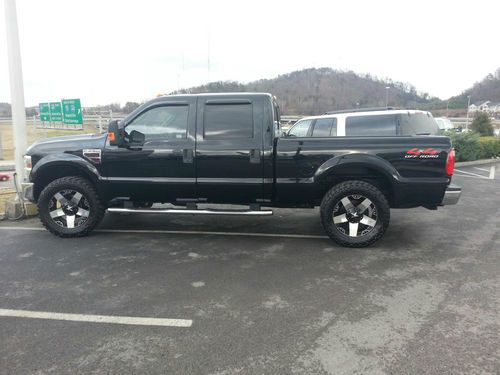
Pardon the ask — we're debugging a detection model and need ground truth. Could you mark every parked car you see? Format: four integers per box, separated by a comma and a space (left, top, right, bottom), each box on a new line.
22, 94, 460, 247
0, 173, 10, 182
434, 117, 455, 132
287, 108, 442, 138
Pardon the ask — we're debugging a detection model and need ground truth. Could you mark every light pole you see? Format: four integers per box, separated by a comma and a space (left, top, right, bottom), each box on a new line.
466, 95, 471, 132
385, 86, 390, 107
4, 0, 27, 183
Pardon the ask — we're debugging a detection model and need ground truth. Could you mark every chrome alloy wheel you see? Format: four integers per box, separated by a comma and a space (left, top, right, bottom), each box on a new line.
332, 194, 378, 237
48, 189, 90, 229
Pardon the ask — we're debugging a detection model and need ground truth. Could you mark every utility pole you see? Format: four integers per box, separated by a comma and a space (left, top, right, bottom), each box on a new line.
466, 95, 471, 132
4, 0, 27, 182
207, 26, 211, 83
385, 86, 390, 107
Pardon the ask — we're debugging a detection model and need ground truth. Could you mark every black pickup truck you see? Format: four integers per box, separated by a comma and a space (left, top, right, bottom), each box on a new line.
23, 93, 461, 247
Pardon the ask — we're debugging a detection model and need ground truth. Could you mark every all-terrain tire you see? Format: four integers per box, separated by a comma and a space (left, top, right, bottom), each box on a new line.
320, 180, 390, 248
38, 176, 105, 238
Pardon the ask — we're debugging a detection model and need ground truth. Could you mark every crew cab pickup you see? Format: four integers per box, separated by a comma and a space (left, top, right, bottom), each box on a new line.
23, 93, 461, 247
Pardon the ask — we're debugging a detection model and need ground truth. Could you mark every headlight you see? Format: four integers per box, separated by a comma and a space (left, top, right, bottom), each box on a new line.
23, 155, 32, 172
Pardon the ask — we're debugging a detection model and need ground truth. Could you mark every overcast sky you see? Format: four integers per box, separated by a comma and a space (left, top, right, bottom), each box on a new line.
1, 0, 499, 107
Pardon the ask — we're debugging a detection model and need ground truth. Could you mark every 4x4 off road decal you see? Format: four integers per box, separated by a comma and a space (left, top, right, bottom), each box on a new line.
405, 148, 440, 159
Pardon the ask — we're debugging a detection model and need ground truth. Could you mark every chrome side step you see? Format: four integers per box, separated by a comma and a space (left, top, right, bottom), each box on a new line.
107, 207, 273, 216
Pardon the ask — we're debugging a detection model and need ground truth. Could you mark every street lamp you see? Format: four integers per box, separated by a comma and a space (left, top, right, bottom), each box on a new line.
4, 0, 28, 183
385, 86, 390, 107
466, 95, 471, 132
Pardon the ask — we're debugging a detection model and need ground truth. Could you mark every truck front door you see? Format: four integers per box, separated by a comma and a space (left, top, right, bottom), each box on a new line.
102, 98, 196, 203
195, 96, 265, 204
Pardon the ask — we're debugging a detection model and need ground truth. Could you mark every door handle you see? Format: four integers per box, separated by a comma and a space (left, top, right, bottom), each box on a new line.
250, 149, 261, 164
183, 149, 194, 163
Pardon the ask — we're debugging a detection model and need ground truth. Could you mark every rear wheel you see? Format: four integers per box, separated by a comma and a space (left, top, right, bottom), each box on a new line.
320, 180, 390, 247
38, 176, 105, 237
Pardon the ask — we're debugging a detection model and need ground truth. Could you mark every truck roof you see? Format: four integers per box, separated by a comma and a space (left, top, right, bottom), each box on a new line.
152, 92, 273, 102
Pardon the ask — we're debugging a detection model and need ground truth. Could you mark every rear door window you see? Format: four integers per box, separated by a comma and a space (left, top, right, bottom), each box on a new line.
204, 103, 253, 139
311, 118, 337, 137
345, 114, 397, 136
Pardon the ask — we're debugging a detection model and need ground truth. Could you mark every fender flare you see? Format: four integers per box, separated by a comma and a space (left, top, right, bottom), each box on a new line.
31, 153, 102, 185
313, 153, 402, 185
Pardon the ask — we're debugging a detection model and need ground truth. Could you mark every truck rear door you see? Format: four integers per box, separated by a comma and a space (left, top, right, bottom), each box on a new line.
195, 95, 265, 203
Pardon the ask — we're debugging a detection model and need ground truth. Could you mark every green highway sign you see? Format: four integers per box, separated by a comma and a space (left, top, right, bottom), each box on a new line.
39, 103, 51, 122
62, 98, 83, 125
49, 102, 63, 122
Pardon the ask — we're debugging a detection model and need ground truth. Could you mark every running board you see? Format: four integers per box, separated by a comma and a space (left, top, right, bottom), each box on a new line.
107, 207, 273, 216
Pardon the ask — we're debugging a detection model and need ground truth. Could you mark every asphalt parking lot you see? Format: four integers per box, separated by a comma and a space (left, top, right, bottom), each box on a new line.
0, 164, 498, 374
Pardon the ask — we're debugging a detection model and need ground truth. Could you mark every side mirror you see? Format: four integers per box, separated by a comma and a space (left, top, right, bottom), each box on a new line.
128, 130, 145, 147
108, 120, 123, 146
282, 131, 288, 137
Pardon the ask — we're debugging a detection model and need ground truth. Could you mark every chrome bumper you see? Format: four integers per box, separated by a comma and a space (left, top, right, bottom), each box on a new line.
21, 182, 35, 203
440, 184, 461, 206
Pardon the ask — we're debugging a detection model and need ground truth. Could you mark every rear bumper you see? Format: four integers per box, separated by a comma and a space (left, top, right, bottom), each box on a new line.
440, 183, 461, 206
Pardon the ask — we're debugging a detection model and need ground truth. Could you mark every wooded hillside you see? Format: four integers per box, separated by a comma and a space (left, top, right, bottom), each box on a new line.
173, 68, 431, 115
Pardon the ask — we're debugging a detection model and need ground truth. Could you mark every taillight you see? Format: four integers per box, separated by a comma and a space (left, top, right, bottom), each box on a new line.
446, 148, 455, 176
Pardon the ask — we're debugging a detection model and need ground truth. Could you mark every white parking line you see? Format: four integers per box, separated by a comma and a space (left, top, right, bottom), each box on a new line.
489, 165, 495, 179
0, 226, 329, 239
455, 165, 496, 180
454, 169, 490, 179
0, 308, 192, 327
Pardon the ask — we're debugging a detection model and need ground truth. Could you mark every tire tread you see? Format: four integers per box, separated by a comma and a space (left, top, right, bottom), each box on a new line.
38, 176, 105, 238
320, 180, 390, 248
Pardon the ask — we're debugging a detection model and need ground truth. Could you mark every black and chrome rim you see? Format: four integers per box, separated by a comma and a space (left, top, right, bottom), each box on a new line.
48, 190, 90, 229
333, 194, 378, 237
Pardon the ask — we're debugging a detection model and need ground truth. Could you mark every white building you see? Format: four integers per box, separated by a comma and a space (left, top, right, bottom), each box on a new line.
469, 100, 500, 114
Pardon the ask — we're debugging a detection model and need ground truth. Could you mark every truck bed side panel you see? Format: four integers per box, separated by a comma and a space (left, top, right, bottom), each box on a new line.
275, 136, 452, 207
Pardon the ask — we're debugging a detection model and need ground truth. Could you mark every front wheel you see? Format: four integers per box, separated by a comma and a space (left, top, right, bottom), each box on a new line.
38, 176, 105, 237
320, 180, 390, 248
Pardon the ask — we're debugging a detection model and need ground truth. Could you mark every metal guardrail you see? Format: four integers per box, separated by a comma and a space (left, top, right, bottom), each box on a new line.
0, 115, 126, 132
449, 117, 500, 127
0, 115, 122, 160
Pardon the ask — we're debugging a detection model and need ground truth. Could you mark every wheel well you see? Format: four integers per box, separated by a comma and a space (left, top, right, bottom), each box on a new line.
319, 165, 394, 205
33, 164, 96, 201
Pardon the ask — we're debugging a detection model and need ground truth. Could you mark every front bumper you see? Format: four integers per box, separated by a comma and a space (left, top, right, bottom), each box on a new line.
21, 182, 35, 203
440, 183, 461, 206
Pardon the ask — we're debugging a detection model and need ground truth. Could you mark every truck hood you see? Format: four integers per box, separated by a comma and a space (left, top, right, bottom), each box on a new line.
26, 133, 107, 156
